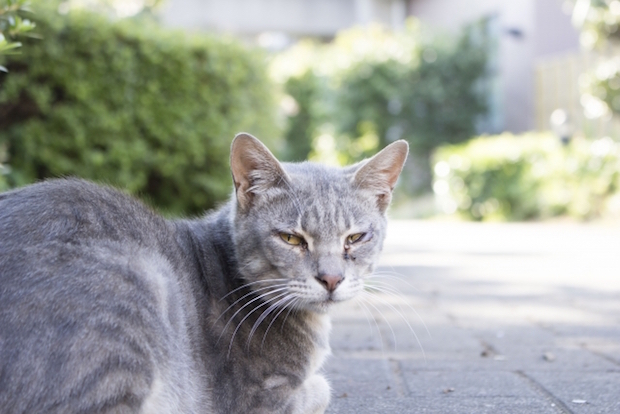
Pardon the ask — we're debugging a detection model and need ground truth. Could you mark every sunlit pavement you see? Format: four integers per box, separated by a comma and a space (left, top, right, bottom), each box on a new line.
326, 220, 620, 414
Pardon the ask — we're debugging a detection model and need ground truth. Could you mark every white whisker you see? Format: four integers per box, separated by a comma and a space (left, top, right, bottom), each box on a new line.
219, 278, 290, 301
216, 287, 290, 344
361, 290, 427, 360
214, 283, 290, 325
261, 296, 300, 349
359, 292, 398, 350
227, 291, 291, 358
280, 297, 301, 332
354, 297, 384, 348
363, 283, 431, 339
367, 272, 421, 293
246, 294, 296, 349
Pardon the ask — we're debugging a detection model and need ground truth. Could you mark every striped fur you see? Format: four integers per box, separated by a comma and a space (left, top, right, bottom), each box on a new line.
0, 134, 407, 413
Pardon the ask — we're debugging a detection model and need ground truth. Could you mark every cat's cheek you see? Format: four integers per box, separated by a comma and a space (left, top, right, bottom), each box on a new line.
345, 247, 379, 276
332, 278, 364, 302
264, 242, 307, 272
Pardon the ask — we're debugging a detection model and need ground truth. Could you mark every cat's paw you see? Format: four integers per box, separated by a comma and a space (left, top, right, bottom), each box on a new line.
290, 374, 330, 414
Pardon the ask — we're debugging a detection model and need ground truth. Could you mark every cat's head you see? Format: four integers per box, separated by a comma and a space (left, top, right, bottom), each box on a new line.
229, 133, 407, 313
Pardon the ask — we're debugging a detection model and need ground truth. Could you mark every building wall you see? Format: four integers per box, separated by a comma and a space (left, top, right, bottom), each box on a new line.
534, 0, 580, 58
408, 0, 580, 133
159, 0, 406, 37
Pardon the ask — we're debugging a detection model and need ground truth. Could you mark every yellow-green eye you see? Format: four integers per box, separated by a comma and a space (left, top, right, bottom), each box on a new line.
347, 233, 365, 244
280, 232, 304, 246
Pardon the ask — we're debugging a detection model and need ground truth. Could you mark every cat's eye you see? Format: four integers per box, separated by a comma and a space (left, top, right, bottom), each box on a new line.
280, 232, 305, 246
347, 233, 365, 244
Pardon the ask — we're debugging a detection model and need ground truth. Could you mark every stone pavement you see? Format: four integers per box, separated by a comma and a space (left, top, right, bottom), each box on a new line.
325, 220, 620, 413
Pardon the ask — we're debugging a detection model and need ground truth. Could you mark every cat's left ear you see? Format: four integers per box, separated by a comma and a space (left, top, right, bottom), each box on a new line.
230, 133, 289, 212
353, 140, 409, 212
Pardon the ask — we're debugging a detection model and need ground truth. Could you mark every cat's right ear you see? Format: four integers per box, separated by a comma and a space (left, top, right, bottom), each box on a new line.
230, 133, 289, 212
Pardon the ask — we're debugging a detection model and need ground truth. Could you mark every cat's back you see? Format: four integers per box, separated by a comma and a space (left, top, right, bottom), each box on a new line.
0, 179, 207, 413
0, 178, 168, 248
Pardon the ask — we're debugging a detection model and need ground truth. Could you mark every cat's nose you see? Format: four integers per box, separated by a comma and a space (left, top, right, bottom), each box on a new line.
315, 273, 343, 292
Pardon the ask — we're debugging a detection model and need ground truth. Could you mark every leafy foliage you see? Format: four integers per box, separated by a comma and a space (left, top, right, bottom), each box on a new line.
0, 0, 36, 72
0, 0, 36, 189
0, 142, 8, 191
337, 26, 487, 159
0, 2, 278, 215
271, 21, 488, 191
282, 70, 325, 161
434, 133, 620, 221
569, 0, 620, 118
571, 0, 620, 48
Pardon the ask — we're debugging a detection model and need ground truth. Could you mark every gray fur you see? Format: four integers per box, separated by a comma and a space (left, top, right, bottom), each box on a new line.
0, 133, 408, 414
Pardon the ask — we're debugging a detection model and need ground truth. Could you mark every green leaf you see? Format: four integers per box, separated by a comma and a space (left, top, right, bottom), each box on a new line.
0, 4, 278, 215
0, 41, 21, 53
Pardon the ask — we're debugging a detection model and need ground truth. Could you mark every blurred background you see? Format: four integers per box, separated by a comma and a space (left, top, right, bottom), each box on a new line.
1, 0, 619, 222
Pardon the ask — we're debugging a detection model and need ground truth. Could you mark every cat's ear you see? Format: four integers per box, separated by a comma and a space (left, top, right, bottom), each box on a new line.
230, 133, 289, 212
353, 140, 408, 212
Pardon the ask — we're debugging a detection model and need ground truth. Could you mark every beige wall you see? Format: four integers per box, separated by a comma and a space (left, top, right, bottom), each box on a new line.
159, 0, 407, 37
409, 0, 580, 133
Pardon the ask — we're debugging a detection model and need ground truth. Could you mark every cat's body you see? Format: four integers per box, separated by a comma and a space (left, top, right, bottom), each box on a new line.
0, 134, 407, 413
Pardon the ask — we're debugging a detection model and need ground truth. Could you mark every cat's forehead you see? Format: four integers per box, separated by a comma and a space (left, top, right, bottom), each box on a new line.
282, 162, 354, 194
277, 162, 376, 237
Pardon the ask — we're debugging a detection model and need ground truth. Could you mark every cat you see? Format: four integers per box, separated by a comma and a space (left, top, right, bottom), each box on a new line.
0, 133, 408, 414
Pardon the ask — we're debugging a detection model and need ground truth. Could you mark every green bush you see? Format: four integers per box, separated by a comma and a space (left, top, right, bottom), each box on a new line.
0, 0, 37, 72
336, 26, 487, 158
568, 1, 620, 120
271, 20, 488, 187
0, 142, 8, 191
433, 133, 620, 221
282, 70, 326, 161
0, 2, 278, 215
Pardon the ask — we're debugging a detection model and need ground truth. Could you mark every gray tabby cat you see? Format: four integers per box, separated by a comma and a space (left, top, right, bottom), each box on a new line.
0, 133, 408, 414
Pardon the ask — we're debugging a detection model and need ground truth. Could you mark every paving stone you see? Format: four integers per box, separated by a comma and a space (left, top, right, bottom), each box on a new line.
324, 358, 398, 398
475, 325, 558, 347
372, 320, 483, 354
327, 396, 559, 414
399, 368, 538, 398
323, 221, 620, 413
548, 324, 620, 342
585, 344, 620, 366
525, 371, 620, 414
488, 346, 619, 372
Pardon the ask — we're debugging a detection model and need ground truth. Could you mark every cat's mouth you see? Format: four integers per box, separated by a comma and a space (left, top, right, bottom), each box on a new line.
300, 295, 337, 313
310, 300, 333, 313
310, 292, 351, 312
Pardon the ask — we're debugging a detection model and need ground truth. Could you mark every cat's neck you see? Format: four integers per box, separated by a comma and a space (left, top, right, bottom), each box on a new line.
173, 203, 240, 300
173, 202, 330, 358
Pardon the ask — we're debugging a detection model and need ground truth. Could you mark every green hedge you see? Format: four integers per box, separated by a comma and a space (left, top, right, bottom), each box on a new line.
271, 21, 488, 186
0, 142, 8, 192
336, 27, 487, 159
433, 133, 620, 221
282, 70, 325, 161
0, 3, 278, 215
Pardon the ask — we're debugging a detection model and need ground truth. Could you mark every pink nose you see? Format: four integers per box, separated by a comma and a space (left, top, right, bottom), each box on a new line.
315, 274, 343, 292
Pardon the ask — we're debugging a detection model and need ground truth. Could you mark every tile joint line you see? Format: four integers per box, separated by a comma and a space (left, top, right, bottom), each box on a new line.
515, 370, 574, 414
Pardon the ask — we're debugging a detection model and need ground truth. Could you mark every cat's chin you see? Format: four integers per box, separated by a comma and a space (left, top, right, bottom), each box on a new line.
305, 303, 331, 314
304, 298, 346, 314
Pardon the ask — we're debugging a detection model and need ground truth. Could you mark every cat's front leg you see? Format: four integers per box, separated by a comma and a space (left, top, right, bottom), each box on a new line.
289, 374, 331, 414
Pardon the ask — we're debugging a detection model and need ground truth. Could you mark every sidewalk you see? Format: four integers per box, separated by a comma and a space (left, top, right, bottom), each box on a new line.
325, 220, 620, 414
